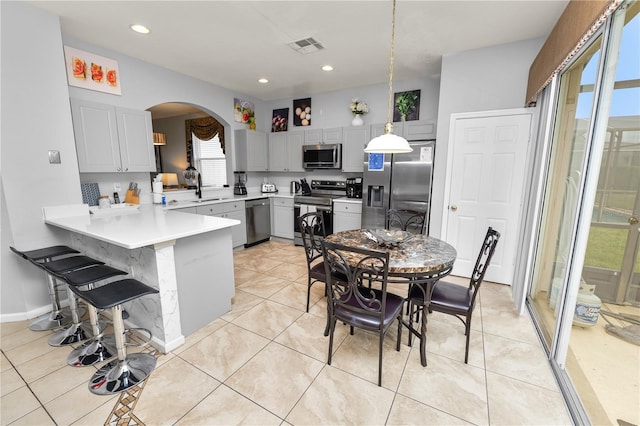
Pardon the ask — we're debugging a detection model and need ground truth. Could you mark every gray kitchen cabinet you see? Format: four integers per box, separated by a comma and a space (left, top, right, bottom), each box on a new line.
333, 199, 362, 233
196, 200, 247, 247
235, 129, 268, 172
173, 206, 197, 214
304, 128, 342, 144
341, 126, 369, 172
370, 119, 436, 141
71, 99, 155, 173
271, 196, 294, 239
268, 131, 304, 172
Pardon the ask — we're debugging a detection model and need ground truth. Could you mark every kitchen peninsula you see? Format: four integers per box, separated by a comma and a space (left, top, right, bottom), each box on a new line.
44, 204, 239, 353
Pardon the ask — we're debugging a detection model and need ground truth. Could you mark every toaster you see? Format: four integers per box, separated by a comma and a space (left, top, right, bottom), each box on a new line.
261, 183, 278, 193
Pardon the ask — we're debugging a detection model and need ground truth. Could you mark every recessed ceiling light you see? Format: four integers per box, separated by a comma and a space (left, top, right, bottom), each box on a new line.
322, 65, 334, 71
258, 78, 269, 84
131, 24, 150, 34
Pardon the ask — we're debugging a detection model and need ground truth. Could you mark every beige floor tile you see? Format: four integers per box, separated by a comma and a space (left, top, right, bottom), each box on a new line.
484, 333, 558, 391
233, 267, 263, 286
398, 351, 489, 425
0, 320, 31, 339
424, 317, 485, 368
10, 407, 56, 425
240, 257, 283, 273
265, 262, 308, 282
4, 334, 58, 366
0, 386, 41, 426
176, 384, 282, 425
275, 313, 349, 362
479, 281, 514, 309
486, 371, 571, 425
30, 362, 96, 404
268, 282, 323, 312
220, 290, 264, 322
287, 365, 395, 425
71, 396, 120, 425
134, 356, 220, 425
226, 342, 324, 418
330, 326, 410, 389
1, 368, 25, 397
1, 326, 50, 353
171, 317, 227, 355
179, 323, 269, 381
232, 300, 302, 339
481, 305, 540, 345
308, 293, 328, 319
43, 381, 117, 425
14, 345, 80, 383
387, 393, 474, 425
0, 353, 11, 373
237, 275, 291, 298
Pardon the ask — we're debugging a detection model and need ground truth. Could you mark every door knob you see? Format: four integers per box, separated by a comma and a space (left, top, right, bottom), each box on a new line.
630, 216, 639, 225
450, 205, 458, 212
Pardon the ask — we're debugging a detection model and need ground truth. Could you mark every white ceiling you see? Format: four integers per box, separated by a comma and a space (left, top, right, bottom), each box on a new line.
31, 0, 568, 102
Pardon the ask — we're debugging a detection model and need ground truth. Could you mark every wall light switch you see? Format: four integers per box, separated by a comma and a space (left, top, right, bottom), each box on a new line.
48, 150, 61, 164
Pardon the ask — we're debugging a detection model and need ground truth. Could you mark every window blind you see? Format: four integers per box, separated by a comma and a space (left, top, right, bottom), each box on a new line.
193, 133, 227, 187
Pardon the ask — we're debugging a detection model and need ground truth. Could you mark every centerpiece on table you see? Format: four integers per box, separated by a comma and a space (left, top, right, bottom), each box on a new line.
349, 98, 368, 126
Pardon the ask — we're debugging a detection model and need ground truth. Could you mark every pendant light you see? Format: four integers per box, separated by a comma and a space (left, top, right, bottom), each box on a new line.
364, 0, 412, 154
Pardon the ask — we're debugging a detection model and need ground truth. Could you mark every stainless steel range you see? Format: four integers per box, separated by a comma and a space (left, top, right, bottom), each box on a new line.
293, 179, 347, 245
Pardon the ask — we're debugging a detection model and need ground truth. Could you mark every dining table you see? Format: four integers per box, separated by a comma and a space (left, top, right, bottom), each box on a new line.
324, 229, 457, 366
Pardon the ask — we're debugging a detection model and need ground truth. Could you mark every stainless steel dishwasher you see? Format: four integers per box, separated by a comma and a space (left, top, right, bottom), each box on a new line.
245, 198, 271, 247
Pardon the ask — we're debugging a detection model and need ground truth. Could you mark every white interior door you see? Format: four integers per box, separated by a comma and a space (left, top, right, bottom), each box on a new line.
444, 110, 532, 284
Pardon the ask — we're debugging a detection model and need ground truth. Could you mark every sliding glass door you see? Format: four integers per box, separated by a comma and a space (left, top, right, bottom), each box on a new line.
528, 1, 639, 424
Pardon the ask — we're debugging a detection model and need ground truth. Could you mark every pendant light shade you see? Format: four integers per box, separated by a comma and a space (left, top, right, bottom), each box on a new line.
364, 0, 412, 154
153, 132, 167, 146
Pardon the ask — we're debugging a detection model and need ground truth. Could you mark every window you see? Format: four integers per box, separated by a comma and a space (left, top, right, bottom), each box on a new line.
192, 133, 227, 187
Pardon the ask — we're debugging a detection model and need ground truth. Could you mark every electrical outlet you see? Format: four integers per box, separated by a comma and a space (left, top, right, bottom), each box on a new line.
114, 183, 121, 191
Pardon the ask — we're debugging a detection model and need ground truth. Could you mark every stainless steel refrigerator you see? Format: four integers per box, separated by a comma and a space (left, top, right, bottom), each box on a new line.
361, 140, 435, 233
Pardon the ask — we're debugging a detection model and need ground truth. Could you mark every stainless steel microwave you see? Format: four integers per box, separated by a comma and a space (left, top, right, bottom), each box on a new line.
302, 143, 342, 169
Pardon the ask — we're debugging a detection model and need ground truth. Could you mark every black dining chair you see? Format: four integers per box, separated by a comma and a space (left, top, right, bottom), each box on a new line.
408, 227, 500, 363
298, 211, 328, 313
385, 209, 427, 235
322, 240, 404, 387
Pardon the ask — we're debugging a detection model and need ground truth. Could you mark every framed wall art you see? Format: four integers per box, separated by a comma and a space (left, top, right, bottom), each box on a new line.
271, 108, 289, 132
393, 89, 421, 122
293, 98, 311, 126
234, 98, 254, 123
64, 46, 121, 95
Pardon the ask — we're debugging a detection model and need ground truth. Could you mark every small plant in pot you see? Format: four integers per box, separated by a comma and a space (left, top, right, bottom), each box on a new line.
395, 91, 418, 121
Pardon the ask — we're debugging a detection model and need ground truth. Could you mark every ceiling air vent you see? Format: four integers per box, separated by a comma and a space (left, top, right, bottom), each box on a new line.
288, 37, 324, 54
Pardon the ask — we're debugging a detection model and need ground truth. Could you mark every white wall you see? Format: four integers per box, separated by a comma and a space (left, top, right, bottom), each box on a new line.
1, 2, 82, 318
430, 37, 545, 238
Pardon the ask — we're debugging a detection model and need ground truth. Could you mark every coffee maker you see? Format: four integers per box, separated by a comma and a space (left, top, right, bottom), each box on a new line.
346, 178, 363, 198
234, 171, 247, 195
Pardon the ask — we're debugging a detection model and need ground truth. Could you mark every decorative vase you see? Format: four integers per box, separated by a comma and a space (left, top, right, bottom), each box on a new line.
352, 114, 364, 126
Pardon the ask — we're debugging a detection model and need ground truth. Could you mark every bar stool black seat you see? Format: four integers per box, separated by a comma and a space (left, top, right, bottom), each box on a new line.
10, 245, 80, 331
60, 264, 128, 366
69, 279, 158, 395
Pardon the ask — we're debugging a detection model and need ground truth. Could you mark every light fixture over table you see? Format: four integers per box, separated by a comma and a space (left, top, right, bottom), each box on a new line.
153, 132, 166, 146
364, 0, 412, 154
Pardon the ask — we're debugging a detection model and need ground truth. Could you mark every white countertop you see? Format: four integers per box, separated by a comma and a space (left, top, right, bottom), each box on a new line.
334, 197, 363, 204
45, 204, 240, 249
165, 192, 294, 210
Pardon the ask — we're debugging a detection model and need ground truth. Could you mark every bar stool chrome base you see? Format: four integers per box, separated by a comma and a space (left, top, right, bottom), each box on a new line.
48, 322, 90, 346
67, 334, 117, 367
29, 309, 72, 331
89, 353, 156, 395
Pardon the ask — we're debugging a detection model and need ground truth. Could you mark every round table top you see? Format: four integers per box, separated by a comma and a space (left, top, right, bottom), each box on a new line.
324, 229, 457, 276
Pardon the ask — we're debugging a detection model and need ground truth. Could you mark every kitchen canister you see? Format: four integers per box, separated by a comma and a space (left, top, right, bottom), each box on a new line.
98, 195, 111, 209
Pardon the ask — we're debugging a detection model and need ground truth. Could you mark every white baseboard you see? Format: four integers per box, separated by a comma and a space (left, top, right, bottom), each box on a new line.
0, 298, 70, 324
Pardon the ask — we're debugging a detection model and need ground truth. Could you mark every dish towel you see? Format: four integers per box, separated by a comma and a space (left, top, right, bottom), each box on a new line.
81, 183, 100, 206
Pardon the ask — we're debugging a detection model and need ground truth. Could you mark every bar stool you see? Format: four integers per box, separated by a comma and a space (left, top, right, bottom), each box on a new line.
10, 245, 79, 331
68, 278, 158, 395
59, 264, 128, 366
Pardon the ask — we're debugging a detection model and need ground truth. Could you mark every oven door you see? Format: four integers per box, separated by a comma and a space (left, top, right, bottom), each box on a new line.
294, 204, 333, 246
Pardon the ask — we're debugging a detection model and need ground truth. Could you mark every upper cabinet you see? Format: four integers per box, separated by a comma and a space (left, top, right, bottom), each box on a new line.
71, 99, 155, 173
304, 127, 342, 144
268, 131, 304, 172
235, 129, 268, 172
342, 126, 369, 172
371, 119, 437, 141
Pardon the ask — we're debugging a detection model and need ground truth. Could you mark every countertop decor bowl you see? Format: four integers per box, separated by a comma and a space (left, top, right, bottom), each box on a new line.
370, 229, 413, 247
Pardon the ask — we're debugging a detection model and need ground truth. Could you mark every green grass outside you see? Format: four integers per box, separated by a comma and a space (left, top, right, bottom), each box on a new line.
584, 226, 640, 273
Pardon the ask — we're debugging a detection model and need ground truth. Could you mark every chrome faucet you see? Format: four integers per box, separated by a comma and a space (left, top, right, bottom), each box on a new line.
196, 172, 202, 199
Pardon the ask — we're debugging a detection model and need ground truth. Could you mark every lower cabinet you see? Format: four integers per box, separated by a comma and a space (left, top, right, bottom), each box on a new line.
196, 201, 247, 247
271, 197, 294, 239
333, 200, 362, 233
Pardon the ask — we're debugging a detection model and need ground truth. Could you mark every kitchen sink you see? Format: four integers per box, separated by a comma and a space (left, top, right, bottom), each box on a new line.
191, 198, 228, 203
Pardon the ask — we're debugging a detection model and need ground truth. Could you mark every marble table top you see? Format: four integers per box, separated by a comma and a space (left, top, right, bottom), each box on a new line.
324, 229, 457, 276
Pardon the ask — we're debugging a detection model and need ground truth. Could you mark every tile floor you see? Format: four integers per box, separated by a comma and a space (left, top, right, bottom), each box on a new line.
1, 239, 572, 425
